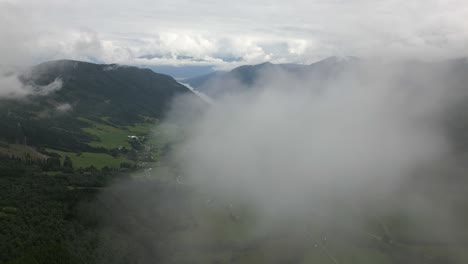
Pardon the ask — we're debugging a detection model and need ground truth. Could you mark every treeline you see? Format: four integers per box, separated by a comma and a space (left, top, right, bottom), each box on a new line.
0, 153, 137, 178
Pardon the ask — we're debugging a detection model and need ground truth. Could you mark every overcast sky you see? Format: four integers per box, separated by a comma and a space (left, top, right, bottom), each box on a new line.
1, 0, 468, 69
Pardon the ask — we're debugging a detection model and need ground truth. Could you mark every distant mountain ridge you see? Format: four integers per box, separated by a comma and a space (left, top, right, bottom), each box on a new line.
183, 56, 359, 98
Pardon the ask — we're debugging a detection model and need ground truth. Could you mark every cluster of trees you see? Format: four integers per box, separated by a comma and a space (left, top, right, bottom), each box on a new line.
0, 156, 113, 263
0, 154, 73, 175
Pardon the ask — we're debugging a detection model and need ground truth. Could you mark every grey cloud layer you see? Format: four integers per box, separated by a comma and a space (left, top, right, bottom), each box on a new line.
1, 0, 468, 68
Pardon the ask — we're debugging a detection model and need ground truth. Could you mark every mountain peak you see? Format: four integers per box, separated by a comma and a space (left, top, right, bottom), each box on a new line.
312, 56, 359, 66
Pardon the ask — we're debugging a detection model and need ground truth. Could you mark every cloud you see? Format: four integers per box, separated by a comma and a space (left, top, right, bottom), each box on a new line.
1, 0, 468, 69
0, 1, 38, 66
0, 71, 63, 99
171, 62, 455, 215
55, 103, 72, 112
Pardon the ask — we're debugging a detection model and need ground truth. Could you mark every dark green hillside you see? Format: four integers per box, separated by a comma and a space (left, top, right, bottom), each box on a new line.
0, 60, 197, 153
26, 60, 189, 124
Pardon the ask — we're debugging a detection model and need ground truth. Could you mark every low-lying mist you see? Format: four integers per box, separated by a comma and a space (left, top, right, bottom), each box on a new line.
0, 67, 63, 99
92, 59, 468, 263
173, 60, 461, 212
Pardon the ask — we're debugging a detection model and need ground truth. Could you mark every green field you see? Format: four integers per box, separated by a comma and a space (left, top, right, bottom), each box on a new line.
78, 117, 154, 149
165, 203, 468, 264
41, 117, 165, 170
46, 148, 133, 169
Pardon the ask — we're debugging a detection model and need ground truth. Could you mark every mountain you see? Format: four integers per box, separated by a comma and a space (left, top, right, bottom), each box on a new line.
181, 70, 227, 88
183, 56, 359, 98
145, 65, 216, 79
0, 60, 200, 154
24, 60, 191, 123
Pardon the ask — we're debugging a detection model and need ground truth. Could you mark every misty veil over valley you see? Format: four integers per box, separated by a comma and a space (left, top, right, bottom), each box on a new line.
2, 1, 468, 264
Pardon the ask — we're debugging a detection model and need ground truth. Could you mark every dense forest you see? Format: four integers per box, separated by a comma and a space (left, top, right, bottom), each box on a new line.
0, 155, 112, 263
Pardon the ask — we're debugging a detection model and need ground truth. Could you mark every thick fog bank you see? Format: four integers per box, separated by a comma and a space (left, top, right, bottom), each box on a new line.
171, 60, 468, 216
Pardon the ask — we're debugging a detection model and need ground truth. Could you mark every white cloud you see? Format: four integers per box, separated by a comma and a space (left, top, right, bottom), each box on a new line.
170, 61, 455, 214
55, 103, 72, 112
1, 0, 468, 69
0, 71, 63, 99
